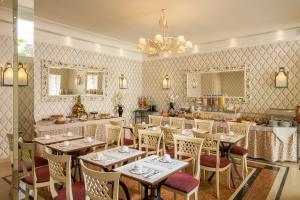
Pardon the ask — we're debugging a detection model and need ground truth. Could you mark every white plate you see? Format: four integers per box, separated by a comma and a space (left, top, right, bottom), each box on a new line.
118, 149, 130, 153
159, 158, 172, 163
129, 168, 148, 175
92, 157, 106, 161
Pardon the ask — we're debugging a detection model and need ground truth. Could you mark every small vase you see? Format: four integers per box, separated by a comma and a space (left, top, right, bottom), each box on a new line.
118, 105, 123, 117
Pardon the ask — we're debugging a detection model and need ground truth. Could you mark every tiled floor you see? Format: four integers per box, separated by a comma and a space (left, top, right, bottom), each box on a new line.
0, 159, 299, 199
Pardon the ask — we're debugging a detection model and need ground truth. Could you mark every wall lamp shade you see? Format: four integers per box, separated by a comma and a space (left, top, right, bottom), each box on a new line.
2, 63, 13, 86
119, 74, 128, 89
192, 79, 198, 88
2, 62, 28, 86
18, 63, 28, 86
162, 74, 171, 89
275, 67, 288, 88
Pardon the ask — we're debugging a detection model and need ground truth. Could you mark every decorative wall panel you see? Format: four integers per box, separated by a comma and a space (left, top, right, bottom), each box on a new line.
34, 42, 143, 123
143, 40, 300, 117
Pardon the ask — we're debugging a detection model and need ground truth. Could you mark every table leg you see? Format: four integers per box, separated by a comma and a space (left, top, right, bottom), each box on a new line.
141, 183, 163, 200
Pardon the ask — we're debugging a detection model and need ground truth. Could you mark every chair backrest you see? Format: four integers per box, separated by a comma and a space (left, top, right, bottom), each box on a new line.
194, 119, 214, 134
19, 142, 36, 177
161, 126, 182, 147
105, 124, 122, 149
133, 123, 148, 140
227, 122, 251, 148
84, 124, 98, 139
80, 160, 120, 200
138, 129, 162, 156
169, 117, 185, 129
196, 134, 221, 169
110, 120, 124, 128
173, 135, 204, 179
45, 152, 73, 200
148, 115, 163, 126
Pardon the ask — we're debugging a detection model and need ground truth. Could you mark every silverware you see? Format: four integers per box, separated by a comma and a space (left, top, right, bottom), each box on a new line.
144, 170, 159, 178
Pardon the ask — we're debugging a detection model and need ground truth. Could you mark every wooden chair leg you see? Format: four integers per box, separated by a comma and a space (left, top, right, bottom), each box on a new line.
227, 167, 231, 189
245, 156, 248, 175
194, 191, 198, 200
33, 188, 38, 200
216, 171, 220, 199
241, 157, 245, 179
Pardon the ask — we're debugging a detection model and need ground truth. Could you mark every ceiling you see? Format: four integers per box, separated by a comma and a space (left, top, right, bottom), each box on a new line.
2, 0, 300, 45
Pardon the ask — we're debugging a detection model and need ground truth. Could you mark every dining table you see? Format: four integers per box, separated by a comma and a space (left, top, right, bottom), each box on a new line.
33, 133, 83, 145
114, 155, 189, 200
79, 146, 146, 200
47, 138, 106, 181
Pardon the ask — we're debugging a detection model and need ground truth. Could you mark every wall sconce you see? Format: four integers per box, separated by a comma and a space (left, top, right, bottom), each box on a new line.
275, 67, 288, 88
119, 74, 128, 89
18, 63, 28, 86
162, 74, 171, 89
2, 63, 13, 86
192, 79, 198, 88
2, 62, 28, 86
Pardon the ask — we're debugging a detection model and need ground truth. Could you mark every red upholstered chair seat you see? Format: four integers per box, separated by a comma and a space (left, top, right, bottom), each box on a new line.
123, 138, 134, 146
54, 182, 85, 200
164, 172, 199, 193
21, 165, 50, 185
18, 156, 48, 172
200, 155, 231, 168
230, 146, 248, 155
79, 148, 94, 156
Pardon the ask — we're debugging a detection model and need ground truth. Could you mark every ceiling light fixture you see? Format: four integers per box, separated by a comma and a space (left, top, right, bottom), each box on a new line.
137, 9, 192, 56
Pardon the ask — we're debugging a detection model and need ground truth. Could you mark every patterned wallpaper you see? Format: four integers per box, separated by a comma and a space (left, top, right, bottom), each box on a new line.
0, 35, 13, 159
143, 40, 300, 116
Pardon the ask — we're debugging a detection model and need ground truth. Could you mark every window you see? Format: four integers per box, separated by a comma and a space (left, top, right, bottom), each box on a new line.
48, 74, 61, 95
18, 19, 34, 57
86, 75, 98, 90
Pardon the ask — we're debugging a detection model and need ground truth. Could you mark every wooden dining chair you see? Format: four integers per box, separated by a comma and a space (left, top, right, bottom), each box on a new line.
80, 160, 121, 200
197, 134, 231, 199
130, 123, 149, 148
169, 117, 185, 129
227, 121, 251, 179
84, 124, 98, 139
160, 126, 182, 158
148, 115, 163, 126
194, 119, 214, 134
45, 152, 85, 200
138, 129, 163, 156
19, 142, 50, 200
105, 124, 122, 150
110, 120, 129, 146
162, 135, 204, 200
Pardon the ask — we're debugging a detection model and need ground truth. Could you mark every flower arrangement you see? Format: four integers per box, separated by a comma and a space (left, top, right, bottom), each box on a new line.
113, 91, 126, 106
167, 94, 179, 104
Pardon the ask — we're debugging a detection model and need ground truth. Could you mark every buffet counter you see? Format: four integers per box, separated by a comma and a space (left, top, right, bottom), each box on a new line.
185, 119, 298, 162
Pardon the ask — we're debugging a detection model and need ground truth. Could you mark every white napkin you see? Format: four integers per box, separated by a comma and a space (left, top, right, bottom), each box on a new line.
273, 127, 296, 144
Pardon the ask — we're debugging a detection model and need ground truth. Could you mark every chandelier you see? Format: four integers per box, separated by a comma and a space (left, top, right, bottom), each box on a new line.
137, 9, 192, 56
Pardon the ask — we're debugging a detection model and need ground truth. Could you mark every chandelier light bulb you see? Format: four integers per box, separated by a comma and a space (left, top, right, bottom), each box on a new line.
139, 38, 146, 45
155, 34, 163, 43
177, 35, 185, 44
185, 41, 192, 48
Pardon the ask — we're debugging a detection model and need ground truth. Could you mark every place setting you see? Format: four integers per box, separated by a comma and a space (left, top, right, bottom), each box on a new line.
129, 163, 161, 179
145, 154, 182, 169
